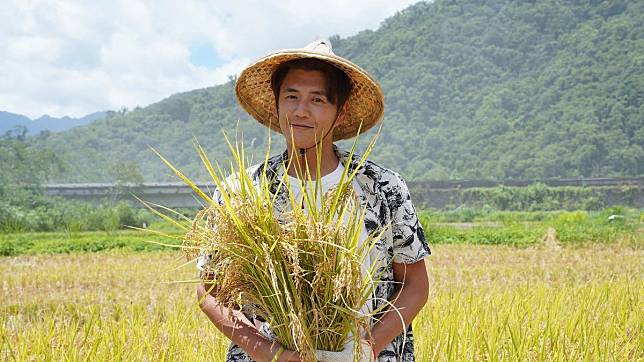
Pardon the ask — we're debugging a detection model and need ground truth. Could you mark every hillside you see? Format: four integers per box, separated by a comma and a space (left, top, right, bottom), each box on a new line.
31, 0, 643, 183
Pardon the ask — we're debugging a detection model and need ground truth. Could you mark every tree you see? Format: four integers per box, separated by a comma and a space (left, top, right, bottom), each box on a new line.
0, 129, 63, 189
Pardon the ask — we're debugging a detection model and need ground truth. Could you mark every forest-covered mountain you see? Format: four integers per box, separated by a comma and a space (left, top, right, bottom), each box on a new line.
29, 0, 643, 183
0, 111, 106, 134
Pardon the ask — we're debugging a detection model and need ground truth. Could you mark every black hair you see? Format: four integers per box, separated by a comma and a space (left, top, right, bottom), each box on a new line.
270, 58, 352, 111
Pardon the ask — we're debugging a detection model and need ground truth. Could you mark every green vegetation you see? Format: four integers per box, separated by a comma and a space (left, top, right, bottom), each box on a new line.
336, 0, 644, 180
20, 0, 642, 183
424, 224, 544, 247
0, 127, 63, 187
0, 229, 180, 256
1, 207, 639, 256
420, 207, 642, 247
450, 183, 610, 211
408, 181, 642, 210
0, 194, 154, 234
424, 219, 639, 248
0, 130, 157, 235
418, 205, 641, 223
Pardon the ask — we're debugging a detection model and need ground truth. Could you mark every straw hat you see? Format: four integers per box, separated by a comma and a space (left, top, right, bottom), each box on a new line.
235, 40, 384, 141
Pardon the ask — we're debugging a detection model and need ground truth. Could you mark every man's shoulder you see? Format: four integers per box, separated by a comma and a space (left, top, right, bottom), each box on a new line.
336, 147, 406, 186
363, 159, 405, 184
247, 152, 285, 178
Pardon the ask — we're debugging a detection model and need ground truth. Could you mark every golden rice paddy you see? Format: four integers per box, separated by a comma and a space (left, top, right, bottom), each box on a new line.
1, 243, 641, 361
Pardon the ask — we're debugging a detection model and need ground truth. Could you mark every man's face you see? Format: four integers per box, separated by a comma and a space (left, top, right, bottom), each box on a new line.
277, 69, 344, 150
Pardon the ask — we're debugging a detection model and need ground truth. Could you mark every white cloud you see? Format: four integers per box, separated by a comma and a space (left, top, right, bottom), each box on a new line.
0, 0, 418, 119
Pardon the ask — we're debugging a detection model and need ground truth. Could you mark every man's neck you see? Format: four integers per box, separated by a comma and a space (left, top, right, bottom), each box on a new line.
285, 142, 339, 180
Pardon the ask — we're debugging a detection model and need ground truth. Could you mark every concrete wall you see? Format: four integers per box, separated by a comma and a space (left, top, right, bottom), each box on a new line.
43, 182, 216, 208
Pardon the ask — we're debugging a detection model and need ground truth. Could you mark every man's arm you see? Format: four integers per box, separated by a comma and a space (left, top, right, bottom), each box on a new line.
368, 259, 429, 356
197, 284, 301, 362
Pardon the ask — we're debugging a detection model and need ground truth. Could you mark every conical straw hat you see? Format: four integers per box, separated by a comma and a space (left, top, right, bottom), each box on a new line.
235, 40, 384, 141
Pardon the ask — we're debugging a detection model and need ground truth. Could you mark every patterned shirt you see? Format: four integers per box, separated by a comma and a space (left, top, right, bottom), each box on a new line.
208, 145, 431, 361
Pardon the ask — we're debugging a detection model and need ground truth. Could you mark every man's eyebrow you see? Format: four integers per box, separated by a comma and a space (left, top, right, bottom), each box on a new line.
283, 87, 327, 97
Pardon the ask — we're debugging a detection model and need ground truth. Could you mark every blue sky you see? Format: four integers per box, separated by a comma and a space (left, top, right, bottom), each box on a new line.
1, 0, 418, 119
189, 43, 227, 70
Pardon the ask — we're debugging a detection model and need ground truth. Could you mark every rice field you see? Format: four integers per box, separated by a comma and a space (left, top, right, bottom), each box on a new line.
1, 243, 641, 361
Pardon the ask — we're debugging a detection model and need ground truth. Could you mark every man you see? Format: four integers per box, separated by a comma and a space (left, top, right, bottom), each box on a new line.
197, 40, 430, 362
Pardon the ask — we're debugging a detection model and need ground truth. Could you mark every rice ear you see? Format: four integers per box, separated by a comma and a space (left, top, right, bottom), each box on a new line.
132, 195, 190, 232
149, 127, 384, 356
150, 146, 214, 205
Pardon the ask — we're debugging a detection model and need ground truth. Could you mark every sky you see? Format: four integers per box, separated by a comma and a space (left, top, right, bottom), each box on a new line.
1, 0, 418, 119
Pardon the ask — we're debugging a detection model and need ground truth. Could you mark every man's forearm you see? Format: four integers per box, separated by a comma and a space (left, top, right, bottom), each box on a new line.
369, 260, 429, 356
197, 284, 283, 362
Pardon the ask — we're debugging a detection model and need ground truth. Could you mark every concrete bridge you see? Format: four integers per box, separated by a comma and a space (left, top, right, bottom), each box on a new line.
43, 177, 643, 209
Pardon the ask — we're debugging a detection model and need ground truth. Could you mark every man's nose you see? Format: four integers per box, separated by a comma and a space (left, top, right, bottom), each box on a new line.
294, 100, 309, 118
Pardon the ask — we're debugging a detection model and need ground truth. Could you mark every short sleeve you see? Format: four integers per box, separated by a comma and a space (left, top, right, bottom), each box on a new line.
388, 173, 431, 264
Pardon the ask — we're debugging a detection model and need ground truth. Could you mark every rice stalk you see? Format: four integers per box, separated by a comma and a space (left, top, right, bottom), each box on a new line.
153, 129, 383, 361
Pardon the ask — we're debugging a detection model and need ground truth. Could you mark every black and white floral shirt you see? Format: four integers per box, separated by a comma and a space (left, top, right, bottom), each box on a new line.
206, 145, 430, 362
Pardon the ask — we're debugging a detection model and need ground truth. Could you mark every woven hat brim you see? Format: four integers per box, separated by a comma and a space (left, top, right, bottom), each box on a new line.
235, 49, 384, 141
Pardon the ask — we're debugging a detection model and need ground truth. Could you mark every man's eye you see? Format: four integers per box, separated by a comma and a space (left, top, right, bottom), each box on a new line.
313, 97, 326, 103
285, 95, 297, 100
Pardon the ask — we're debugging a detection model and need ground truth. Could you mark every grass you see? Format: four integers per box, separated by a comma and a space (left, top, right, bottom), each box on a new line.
421, 207, 642, 247
0, 228, 182, 256
418, 206, 642, 223
1, 244, 641, 360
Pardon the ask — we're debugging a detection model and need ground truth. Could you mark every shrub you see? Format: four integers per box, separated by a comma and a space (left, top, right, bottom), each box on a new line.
0, 191, 156, 233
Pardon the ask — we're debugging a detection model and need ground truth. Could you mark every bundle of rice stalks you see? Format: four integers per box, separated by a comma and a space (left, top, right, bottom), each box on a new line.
150, 133, 383, 361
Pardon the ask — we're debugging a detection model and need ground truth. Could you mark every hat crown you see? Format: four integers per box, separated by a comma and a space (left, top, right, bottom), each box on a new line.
303, 40, 333, 55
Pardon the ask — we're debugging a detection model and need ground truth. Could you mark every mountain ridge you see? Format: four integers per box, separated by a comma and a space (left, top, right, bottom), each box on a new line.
27, 0, 644, 183
0, 111, 107, 134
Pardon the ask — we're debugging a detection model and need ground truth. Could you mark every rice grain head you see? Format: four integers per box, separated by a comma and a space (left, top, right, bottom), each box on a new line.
153, 129, 384, 360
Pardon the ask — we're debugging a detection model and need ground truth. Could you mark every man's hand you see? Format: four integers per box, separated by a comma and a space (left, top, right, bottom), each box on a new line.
199, 271, 219, 298
315, 337, 373, 362
197, 284, 301, 362
274, 349, 301, 362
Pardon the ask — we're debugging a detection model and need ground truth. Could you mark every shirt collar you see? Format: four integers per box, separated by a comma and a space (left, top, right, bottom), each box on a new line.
260, 144, 377, 208
270, 144, 366, 178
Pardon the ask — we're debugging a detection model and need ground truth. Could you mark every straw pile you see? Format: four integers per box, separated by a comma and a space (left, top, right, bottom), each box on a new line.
154, 135, 381, 361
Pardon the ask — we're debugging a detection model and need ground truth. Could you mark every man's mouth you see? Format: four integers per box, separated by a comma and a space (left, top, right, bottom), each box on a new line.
290, 124, 314, 129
